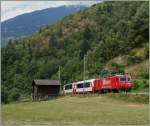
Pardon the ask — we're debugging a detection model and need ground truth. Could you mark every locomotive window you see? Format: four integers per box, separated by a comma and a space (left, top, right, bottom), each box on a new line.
120, 77, 130, 81
127, 78, 130, 81
84, 82, 91, 87
77, 83, 83, 88
120, 77, 126, 81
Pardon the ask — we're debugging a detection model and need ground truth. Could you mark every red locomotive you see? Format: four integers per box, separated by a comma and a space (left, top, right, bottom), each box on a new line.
63, 75, 133, 94
93, 75, 133, 93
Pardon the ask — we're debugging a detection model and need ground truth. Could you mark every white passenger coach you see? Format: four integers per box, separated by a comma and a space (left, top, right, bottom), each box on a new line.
63, 79, 95, 93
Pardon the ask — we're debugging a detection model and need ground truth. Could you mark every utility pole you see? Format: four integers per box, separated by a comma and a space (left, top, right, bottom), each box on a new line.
83, 55, 86, 94
58, 66, 61, 84
83, 53, 88, 94
84, 55, 86, 80
58, 66, 61, 95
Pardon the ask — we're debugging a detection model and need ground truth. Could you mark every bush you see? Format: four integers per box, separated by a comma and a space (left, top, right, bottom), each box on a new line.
138, 68, 149, 79
144, 44, 149, 58
133, 79, 148, 90
1, 87, 9, 104
143, 80, 149, 88
8, 88, 20, 102
108, 61, 125, 73
125, 55, 141, 65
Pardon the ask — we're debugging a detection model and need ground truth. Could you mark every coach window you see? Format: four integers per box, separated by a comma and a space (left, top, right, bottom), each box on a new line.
77, 83, 83, 88
65, 84, 72, 90
65, 85, 68, 90
69, 84, 72, 89
66, 85, 69, 90
85, 82, 91, 87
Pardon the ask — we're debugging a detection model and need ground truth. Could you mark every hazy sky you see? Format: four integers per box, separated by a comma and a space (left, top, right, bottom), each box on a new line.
1, 1, 102, 22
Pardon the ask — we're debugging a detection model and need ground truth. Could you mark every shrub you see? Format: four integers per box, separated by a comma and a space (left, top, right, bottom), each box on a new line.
1, 87, 9, 104
133, 79, 148, 90
108, 61, 125, 73
144, 80, 149, 88
8, 88, 20, 102
144, 43, 149, 58
138, 68, 149, 79
125, 55, 141, 65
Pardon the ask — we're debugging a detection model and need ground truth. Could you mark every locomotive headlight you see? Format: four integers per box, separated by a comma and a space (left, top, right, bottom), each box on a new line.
128, 83, 133, 87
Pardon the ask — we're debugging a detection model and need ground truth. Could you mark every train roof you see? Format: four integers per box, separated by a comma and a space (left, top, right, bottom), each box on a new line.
115, 75, 127, 76
73, 79, 95, 84
64, 79, 95, 86
101, 74, 130, 78
112, 75, 130, 77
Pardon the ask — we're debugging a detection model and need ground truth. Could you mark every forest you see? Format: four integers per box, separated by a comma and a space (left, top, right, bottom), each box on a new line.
1, 1, 149, 103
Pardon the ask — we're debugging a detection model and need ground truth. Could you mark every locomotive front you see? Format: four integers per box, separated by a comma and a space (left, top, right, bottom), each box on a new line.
118, 75, 133, 91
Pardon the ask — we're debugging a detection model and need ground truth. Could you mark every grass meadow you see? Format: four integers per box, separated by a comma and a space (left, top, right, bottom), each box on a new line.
1, 95, 149, 125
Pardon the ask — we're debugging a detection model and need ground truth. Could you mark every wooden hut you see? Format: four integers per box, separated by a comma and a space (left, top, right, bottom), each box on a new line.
32, 80, 60, 100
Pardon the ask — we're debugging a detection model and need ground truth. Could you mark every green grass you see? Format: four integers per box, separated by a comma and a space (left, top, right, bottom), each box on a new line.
2, 95, 149, 125
105, 93, 149, 104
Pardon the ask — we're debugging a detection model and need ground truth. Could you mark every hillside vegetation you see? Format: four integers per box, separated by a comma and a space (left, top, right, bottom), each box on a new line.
1, 1, 149, 103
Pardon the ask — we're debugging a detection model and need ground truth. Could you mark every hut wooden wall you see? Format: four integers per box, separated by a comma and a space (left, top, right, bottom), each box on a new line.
32, 85, 60, 100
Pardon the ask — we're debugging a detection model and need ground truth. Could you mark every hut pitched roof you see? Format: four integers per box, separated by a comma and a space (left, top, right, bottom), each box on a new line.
32, 80, 60, 86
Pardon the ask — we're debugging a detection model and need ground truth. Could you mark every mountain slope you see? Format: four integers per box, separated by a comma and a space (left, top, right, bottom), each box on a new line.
1, 5, 86, 44
1, 1, 149, 103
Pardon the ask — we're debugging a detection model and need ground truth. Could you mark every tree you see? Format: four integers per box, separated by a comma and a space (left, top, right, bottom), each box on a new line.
80, 40, 90, 59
